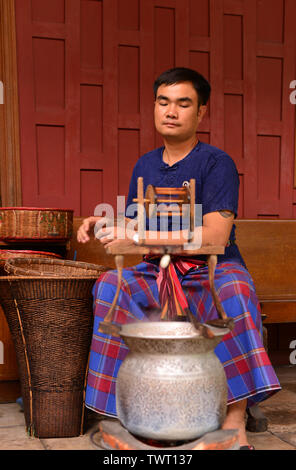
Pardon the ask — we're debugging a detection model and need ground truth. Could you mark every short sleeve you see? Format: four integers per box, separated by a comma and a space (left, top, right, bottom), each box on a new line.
201, 153, 239, 218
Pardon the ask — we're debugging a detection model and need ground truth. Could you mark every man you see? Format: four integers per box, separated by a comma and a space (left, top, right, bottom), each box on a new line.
77, 67, 280, 449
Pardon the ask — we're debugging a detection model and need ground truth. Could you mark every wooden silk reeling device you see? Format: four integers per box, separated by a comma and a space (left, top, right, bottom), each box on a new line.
99, 177, 234, 338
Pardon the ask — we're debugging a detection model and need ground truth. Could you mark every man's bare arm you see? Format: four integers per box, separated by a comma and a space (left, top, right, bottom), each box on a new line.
193, 210, 235, 247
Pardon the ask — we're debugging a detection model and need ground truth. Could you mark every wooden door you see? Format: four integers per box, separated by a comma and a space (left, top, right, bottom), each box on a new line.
14, 0, 296, 218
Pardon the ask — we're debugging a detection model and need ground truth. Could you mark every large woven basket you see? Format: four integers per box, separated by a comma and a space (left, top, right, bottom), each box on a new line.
0, 250, 62, 275
4, 257, 103, 277
0, 259, 109, 438
0, 207, 73, 241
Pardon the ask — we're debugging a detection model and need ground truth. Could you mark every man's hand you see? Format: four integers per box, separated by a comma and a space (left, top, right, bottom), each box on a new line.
77, 216, 102, 243
95, 217, 136, 250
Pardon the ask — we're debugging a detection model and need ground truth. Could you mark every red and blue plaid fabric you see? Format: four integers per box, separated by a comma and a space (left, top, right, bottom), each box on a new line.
85, 260, 281, 417
156, 257, 207, 319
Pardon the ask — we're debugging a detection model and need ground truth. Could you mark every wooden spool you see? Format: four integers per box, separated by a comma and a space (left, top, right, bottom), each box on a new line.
133, 178, 196, 245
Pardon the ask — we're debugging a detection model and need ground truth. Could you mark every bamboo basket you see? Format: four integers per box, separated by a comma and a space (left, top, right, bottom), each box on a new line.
4, 257, 103, 277
0, 259, 109, 438
0, 250, 62, 275
0, 207, 73, 242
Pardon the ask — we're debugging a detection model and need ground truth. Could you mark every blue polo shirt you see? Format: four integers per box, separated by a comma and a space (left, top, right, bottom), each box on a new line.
126, 141, 245, 266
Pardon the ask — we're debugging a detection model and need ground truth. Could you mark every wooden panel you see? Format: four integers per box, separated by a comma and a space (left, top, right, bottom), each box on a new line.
242, 0, 257, 218
154, 6, 175, 77
80, 0, 103, 69
189, 0, 210, 37
257, 57, 283, 122
257, 136, 281, 206
33, 38, 65, 109
235, 219, 296, 298
118, 46, 140, 114
262, 303, 296, 325
0, 0, 22, 207
80, 85, 103, 154
36, 125, 65, 196
31, 0, 65, 23
223, 14, 243, 80
209, 0, 224, 149
80, 169, 103, 216
256, 0, 284, 43
118, 129, 140, 197
189, 51, 210, 80
118, 0, 139, 30
224, 94, 243, 167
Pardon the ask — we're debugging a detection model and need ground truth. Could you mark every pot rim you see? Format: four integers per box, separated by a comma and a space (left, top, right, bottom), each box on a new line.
120, 321, 229, 340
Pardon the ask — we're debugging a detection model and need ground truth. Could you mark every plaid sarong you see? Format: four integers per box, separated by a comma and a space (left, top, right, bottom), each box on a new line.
85, 260, 281, 417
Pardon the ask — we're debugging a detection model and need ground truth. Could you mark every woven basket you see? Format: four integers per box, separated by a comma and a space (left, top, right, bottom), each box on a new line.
0, 260, 109, 438
0, 250, 62, 276
4, 257, 104, 278
0, 207, 73, 241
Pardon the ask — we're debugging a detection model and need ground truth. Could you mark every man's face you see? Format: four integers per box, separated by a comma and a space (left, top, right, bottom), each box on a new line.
154, 81, 207, 142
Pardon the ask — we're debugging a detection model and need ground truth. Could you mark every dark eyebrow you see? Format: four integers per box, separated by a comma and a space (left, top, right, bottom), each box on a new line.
156, 95, 193, 103
156, 95, 169, 101
178, 97, 193, 103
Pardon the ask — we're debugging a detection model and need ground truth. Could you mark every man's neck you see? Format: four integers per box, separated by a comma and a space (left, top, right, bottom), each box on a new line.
162, 136, 198, 166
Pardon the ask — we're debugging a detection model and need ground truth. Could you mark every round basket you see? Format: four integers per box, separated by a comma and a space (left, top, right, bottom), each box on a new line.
4, 257, 105, 278
0, 260, 109, 438
0, 207, 73, 242
0, 250, 62, 276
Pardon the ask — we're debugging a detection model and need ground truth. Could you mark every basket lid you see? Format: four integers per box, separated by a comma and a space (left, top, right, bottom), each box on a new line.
4, 257, 109, 278
0, 250, 62, 257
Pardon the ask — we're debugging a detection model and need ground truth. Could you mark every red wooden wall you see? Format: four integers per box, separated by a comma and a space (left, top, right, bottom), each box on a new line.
15, 0, 296, 218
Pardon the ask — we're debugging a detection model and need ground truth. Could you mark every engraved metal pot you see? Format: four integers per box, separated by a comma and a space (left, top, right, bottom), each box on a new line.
116, 322, 229, 441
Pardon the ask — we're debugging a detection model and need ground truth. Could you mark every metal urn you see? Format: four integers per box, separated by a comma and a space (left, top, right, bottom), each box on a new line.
116, 321, 229, 442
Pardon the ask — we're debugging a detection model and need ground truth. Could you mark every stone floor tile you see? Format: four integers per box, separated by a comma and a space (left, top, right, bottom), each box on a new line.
260, 388, 296, 408
40, 434, 96, 450
272, 432, 296, 448
246, 431, 295, 451
262, 406, 296, 433
0, 403, 26, 427
274, 366, 296, 384
0, 426, 45, 450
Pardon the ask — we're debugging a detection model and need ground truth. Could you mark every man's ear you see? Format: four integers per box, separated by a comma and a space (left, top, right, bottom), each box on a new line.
197, 105, 207, 124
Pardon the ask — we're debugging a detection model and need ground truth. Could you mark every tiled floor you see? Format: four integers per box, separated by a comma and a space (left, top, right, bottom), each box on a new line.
0, 365, 295, 450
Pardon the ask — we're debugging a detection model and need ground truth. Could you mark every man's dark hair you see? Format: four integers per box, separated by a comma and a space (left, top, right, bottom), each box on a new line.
153, 67, 211, 107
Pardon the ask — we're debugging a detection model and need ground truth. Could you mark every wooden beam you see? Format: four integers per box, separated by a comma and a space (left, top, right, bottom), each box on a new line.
0, 0, 22, 206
